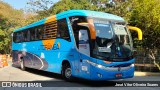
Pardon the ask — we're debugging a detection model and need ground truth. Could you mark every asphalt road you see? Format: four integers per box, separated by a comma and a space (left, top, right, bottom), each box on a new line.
0, 60, 160, 90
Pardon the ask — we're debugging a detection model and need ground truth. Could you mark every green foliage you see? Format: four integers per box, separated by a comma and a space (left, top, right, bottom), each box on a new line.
27, 0, 98, 19
128, 0, 160, 49
50, 0, 97, 14
27, 0, 54, 19
0, 1, 35, 54
126, 0, 160, 70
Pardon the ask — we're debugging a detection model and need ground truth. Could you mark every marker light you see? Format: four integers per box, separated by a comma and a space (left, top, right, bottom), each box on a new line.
104, 61, 112, 64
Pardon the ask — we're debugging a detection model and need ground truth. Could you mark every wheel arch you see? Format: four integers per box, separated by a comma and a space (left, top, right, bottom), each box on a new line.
61, 60, 72, 74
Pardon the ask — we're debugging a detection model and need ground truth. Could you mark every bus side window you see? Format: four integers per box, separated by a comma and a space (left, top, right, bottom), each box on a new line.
57, 18, 70, 42
15, 32, 20, 43
21, 31, 24, 42
13, 32, 17, 43
42, 25, 47, 39
30, 28, 35, 41
23, 30, 28, 42
27, 30, 30, 41
34, 28, 38, 40
17, 32, 21, 42
37, 25, 43, 40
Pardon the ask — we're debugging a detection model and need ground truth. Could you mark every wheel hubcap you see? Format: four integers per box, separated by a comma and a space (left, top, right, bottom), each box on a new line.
65, 68, 71, 78
21, 61, 23, 69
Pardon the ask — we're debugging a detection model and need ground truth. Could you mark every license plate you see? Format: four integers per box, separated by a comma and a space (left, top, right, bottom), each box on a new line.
115, 73, 122, 78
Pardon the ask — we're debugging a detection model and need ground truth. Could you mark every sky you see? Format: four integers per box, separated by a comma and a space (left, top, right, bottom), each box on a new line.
2, 0, 59, 10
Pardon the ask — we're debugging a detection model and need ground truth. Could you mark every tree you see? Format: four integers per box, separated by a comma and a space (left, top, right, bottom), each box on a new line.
50, 0, 97, 14
128, 0, 160, 70
0, 1, 35, 54
27, 0, 98, 19
27, 0, 54, 19
0, 1, 18, 54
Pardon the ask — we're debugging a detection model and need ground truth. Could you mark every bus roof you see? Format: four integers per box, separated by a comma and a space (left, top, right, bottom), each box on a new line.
56, 10, 125, 21
14, 10, 125, 32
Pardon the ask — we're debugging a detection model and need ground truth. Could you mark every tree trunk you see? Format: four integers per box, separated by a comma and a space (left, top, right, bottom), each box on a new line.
148, 49, 160, 71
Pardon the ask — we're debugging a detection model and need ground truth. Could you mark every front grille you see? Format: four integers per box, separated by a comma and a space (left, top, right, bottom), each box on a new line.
112, 63, 132, 67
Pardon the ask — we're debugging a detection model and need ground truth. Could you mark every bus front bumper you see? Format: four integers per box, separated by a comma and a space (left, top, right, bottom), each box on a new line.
90, 64, 134, 80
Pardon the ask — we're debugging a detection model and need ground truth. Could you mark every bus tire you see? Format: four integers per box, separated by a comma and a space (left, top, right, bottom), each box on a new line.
20, 59, 25, 71
62, 62, 73, 81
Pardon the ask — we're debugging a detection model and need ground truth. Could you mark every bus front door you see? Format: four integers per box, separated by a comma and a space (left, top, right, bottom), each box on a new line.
78, 29, 91, 78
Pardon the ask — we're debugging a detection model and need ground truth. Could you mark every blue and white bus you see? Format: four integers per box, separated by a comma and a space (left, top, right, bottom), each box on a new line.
12, 10, 142, 81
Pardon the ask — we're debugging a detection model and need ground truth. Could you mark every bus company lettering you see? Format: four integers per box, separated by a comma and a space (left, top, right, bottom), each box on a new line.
39, 43, 60, 50
41, 39, 61, 50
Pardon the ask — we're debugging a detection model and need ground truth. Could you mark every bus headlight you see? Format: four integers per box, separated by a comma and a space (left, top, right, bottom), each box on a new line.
86, 60, 105, 69
86, 60, 97, 66
131, 64, 134, 67
97, 64, 106, 70
97, 64, 102, 68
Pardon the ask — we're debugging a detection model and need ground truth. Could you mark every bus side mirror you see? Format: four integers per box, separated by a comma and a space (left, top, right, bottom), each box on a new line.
128, 26, 142, 40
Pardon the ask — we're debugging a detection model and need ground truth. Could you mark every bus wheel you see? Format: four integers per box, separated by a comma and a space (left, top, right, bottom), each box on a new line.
20, 59, 25, 71
62, 63, 72, 81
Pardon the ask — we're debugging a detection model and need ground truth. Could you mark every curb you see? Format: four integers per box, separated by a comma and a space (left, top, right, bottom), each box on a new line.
134, 71, 160, 76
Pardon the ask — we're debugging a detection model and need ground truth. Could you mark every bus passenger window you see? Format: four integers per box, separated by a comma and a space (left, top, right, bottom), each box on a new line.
42, 26, 47, 39
16, 32, 22, 42
57, 18, 70, 42
13, 32, 17, 42
23, 30, 28, 42
37, 26, 43, 40
27, 30, 30, 41
16, 32, 20, 42
43, 21, 57, 39
21, 31, 24, 42
30, 28, 35, 41
34, 28, 38, 40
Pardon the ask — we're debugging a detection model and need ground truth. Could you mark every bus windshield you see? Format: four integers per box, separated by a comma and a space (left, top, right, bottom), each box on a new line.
92, 18, 133, 62
94, 23, 113, 39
